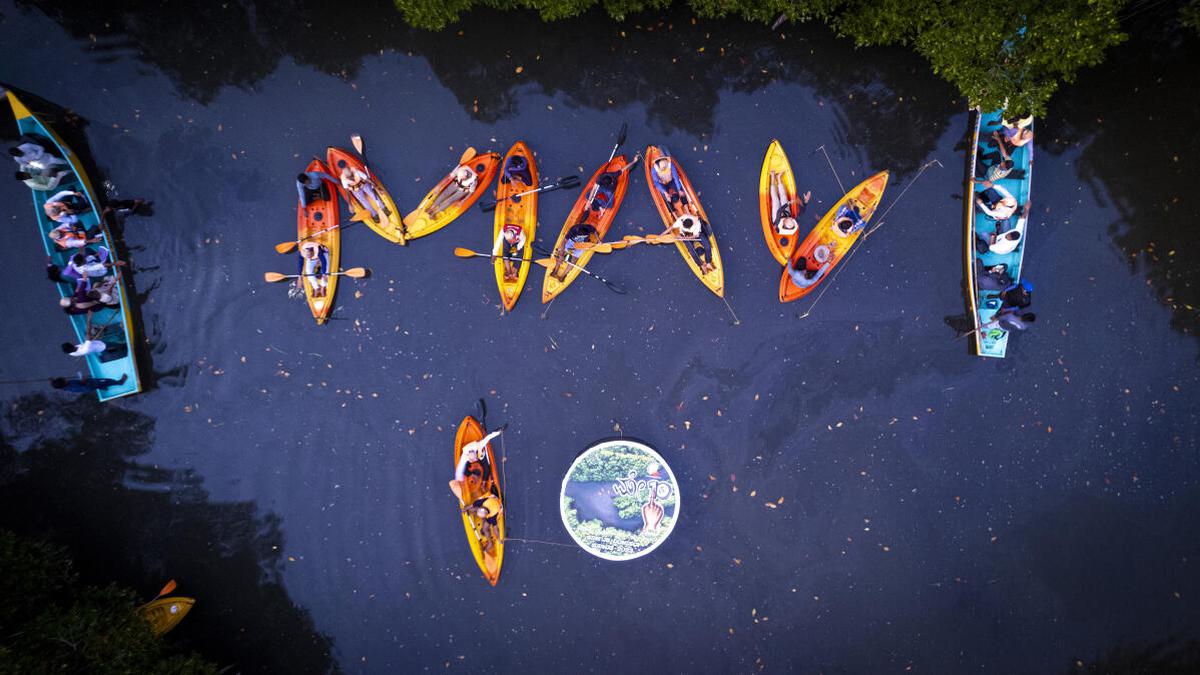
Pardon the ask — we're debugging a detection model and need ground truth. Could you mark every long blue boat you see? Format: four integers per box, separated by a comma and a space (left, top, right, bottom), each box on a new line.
6, 89, 142, 400
964, 108, 1034, 358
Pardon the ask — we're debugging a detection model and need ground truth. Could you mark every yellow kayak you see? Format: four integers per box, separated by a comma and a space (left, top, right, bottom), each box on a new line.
137, 597, 195, 635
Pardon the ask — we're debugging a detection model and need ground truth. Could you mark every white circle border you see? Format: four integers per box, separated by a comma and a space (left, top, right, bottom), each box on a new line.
559, 439, 680, 561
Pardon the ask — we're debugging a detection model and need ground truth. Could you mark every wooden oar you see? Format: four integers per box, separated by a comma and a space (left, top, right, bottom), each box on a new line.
477, 175, 581, 212
263, 267, 368, 283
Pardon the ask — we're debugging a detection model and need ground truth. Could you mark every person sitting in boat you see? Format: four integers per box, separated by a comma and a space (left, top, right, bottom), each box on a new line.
428, 165, 479, 216
651, 156, 691, 210
295, 168, 337, 207
44, 189, 92, 226
297, 241, 330, 298
994, 115, 1033, 149
67, 247, 124, 283
974, 182, 1019, 221
975, 135, 1023, 182
16, 166, 70, 191
768, 170, 811, 237
337, 164, 389, 221
59, 278, 118, 315
48, 222, 103, 250
492, 223, 527, 280
975, 205, 1026, 256
500, 154, 532, 189
788, 245, 832, 289
60, 312, 107, 358
999, 279, 1033, 310
448, 424, 505, 499
833, 203, 865, 237
8, 136, 65, 169
975, 260, 1013, 291
668, 215, 717, 275
554, 220, 599, 278
589, 172, 619, 212
468, 491, 503, 553
51, 372, 129, 393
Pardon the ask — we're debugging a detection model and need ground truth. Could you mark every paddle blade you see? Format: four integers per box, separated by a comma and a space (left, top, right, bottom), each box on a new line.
351, 134, 364, 155
478, 201, 497, 213
155, 580, 177, 599
264, 272, 289, 283
533, 257, 555, 269
342, 267, 369, 278
349, 211, 368, 223
274, 240, 298, 254
615, 122, 628, 147
459, 146, 477, 164
454, 247, 483, 258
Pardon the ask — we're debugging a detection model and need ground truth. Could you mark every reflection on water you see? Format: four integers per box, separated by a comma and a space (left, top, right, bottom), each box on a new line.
0, 394, 335, 672
1046, 15, 1200, 344
15, 0, 954, 175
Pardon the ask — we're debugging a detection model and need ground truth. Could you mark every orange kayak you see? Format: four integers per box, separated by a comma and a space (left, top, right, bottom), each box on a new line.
643, 145, 724, 297
453, 415, 505, 586
542, 155, 631, 303
779, 171, 889, 303
493, 142, 538, 311
759, 139, 803, 266
404, 150, 500, 240
325, 146, 405, 244
297, 159, 340, 324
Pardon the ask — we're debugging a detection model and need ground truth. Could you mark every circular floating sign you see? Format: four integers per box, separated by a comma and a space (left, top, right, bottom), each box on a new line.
559, 439, 679, 561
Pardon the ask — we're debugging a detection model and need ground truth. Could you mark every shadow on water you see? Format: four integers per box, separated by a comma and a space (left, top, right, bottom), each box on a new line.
14, 0, 956, 174
0, 393, 337, 673
1045, 14, 1200, 345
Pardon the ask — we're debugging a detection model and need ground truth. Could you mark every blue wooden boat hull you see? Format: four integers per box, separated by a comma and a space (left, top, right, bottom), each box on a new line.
964, 108, 1034, 358
6, 90, 142, 400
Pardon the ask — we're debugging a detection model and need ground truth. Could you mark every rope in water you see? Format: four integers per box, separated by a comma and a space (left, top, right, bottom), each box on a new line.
798, 158, 943, 320
503, 536, 579, 549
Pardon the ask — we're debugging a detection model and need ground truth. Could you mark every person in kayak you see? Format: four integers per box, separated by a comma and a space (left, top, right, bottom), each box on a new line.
553, 220, 599, 278
768, 170, 811, 239
43, 189, 90, 225
50, 372, 129, 393
788, 245, 832, 289
492, 223, 526, 280
975, 182, 1019, 221
428, 165, 479, 216
589, 172, 619, 212
449, 425, 507, 550
667, 214, 717, 275
337, 163, 390, 221
296, 168, 337, 207
467, 491, 503, 553
833, 203, 866, 237
500, 154, 532, 189
650, 157, 716, 274
297, 241, 331, 298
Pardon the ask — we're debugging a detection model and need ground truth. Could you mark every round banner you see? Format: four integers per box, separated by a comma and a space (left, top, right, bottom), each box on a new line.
559, 439, 679, 561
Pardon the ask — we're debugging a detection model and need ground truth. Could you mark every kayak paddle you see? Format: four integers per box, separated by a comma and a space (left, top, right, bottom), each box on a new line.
477, 175, 581, 212
264, 267, 369, 282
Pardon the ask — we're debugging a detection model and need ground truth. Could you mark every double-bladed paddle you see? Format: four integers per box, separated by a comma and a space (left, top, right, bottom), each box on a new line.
263, 267, 369, 283
454, 247, 625, 294
477, 175, 581, 212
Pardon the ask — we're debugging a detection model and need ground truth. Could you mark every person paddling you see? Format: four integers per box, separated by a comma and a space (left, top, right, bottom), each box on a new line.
552, 220, 598, 279
297, 241, 331, 298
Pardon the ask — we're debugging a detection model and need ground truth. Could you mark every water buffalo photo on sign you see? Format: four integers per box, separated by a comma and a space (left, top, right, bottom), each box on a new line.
560, 440, 679, 561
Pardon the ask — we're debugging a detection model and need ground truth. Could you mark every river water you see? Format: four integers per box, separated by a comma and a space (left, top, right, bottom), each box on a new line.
1, 1, 1197, 672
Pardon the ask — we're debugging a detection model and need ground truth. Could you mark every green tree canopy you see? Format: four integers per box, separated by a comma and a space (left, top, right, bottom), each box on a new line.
393, 0, 1131, 116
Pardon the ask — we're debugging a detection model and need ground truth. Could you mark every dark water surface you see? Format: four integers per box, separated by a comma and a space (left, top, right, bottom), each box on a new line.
2, 2, 1198, 672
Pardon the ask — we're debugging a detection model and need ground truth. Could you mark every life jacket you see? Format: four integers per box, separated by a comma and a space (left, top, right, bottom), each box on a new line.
472, 494, 501, 518
50, 225, 86, 248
